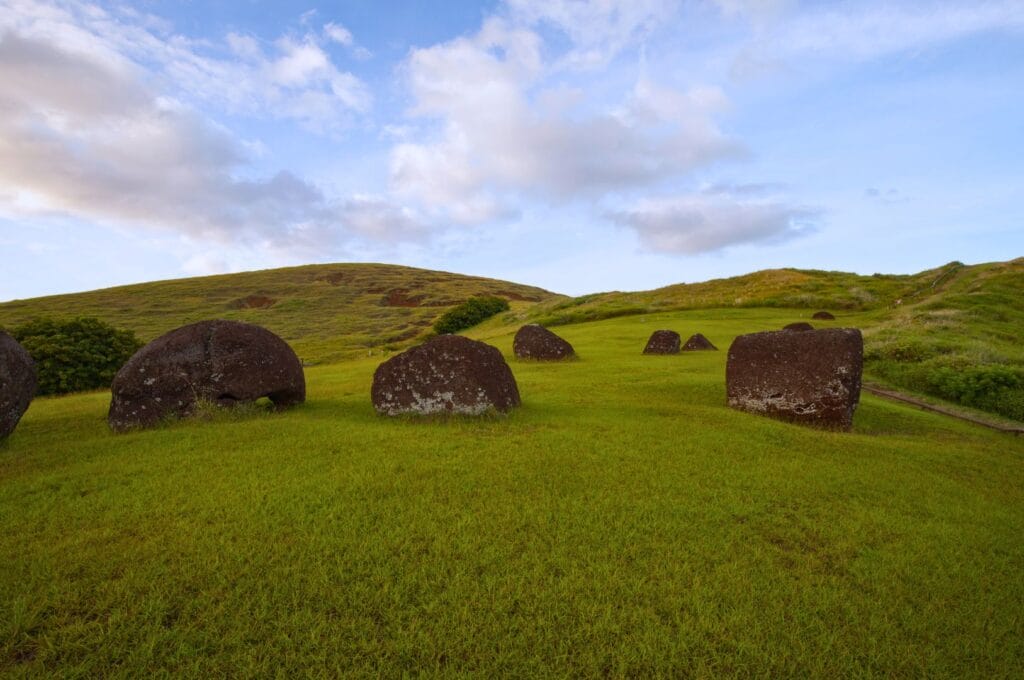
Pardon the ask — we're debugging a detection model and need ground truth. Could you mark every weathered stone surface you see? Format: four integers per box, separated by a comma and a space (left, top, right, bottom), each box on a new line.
513, 324, 576, 360
783, 322, 815, 332
1, 332, 36, 440
372, 335, 520, 416
682, 333, 717, 351
812, 311, 836, 320
643, 330, 681, 355
108, 320, 305, 431
726, 328, 863, 430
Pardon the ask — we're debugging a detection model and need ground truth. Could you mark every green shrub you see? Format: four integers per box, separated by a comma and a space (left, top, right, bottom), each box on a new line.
925, 365, 1022, 406
433, 297, 510, 335
12, 318, 143, 396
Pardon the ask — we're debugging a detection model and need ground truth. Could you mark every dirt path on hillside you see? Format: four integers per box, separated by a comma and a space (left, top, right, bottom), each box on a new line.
863, 383, 1024, 435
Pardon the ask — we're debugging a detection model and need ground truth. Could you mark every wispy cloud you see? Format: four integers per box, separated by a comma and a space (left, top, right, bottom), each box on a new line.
390, 13, 738, 225
0, 10, 422, 261
608, 190, 818, 254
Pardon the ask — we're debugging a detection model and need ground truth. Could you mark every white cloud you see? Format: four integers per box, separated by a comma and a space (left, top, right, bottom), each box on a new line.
1, 0, 372, 135
608, 192, 818, 254
390, 16, 738, 224
506, 0, 679, 68
724, 1, 1024, 74
0, 27, 422, 259
323, 22, 352, 46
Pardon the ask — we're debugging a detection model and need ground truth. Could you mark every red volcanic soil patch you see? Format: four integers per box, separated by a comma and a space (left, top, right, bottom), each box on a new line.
495, 290, 543, 302
230, 294, 277, 309
382, 289, 426, 307
380, 289, 456, 307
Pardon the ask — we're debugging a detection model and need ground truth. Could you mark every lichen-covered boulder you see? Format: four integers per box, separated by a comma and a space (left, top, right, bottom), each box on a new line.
643, 330, 681, 355
372, 335, 520, 416
682, 333, 717, 351
812, 311, 836, 320
108, 320, 305, 431
513, 325, 575, 360
783, 322, 815, 332
726, 328, 863, 430
1, 332, 36, 440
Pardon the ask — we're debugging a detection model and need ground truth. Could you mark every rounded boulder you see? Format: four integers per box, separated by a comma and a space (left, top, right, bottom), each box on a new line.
643, 330, 681, 355
682, 333, 718, 351
372, 335, 520, 416
1, 331, 37, 440
783, 322, 815, 332
108, 320, 305, 431
812, 311, 836, 320
513, 325, 576, 360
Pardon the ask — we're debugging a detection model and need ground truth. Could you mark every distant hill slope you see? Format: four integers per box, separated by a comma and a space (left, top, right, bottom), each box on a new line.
0, 263, 561, 363
2, 258, 1021, 420
517, 258, 1024, 421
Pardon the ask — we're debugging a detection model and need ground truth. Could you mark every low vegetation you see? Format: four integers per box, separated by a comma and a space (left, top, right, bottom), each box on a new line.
0, 263, 559, 365
433, 296, 510, 335
2, 309, 1021, 676
7, 318, 142, 396
0, 258, 1020, 419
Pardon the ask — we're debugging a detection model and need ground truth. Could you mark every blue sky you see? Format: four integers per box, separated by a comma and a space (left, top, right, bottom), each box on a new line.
1, 0, 1021, 301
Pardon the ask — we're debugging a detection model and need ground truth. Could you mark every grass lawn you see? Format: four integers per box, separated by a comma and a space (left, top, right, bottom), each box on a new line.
2, 309, 1022, 677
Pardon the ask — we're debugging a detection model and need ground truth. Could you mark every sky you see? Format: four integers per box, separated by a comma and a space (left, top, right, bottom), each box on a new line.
1, 0, 1022, 301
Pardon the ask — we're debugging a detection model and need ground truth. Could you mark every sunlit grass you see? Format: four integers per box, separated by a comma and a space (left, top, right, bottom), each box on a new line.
2, 309, 1022, 676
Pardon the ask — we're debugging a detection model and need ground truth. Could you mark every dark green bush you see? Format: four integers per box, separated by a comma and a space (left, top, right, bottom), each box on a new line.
433, 297, 510, 335
925, 365, 1022, 406
12, 318, 143, 396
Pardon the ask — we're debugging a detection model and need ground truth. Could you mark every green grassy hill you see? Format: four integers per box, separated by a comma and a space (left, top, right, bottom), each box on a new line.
3, 308, 1022, 676
2, 258, 1021, 419
0, 264, 561, 364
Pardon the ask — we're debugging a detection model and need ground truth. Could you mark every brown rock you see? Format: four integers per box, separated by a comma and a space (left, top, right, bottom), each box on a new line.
1, 331, 36, 440
513, 325, 576, 360
643, 330, 681, 355
682, 333, 717, 351
371, 335, 520, 416
812, 311, 836, 320
726, 328, 863, 430
108, 320, 305, 431
783, 322, 815, 332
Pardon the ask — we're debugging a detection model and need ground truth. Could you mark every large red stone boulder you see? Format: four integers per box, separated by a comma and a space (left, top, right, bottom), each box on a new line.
108, 320, 305, 431
643, 330, 681, 355
726, 328, 863, 430
372, 335, 520, 416
682, 333, 717, 351
1, 331, 36, 440
812, 311, 836, 320
513, 325, 575, 360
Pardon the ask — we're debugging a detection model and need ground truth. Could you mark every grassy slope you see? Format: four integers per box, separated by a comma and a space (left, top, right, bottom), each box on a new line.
2, 309, 1023, 677
521, 259, 1024, 420
0, 263, 561, 364
1, 256, 1020, 417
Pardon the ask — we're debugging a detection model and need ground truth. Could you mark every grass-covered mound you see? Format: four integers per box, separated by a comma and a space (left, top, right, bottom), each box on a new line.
2, 309, 1022, 676
0, 263, 560, 365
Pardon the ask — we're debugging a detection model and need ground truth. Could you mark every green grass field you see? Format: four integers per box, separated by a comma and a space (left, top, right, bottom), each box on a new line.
3, 308, 1022, 677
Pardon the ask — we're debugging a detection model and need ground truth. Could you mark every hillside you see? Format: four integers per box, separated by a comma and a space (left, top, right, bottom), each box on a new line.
0, 263, 561, 364
3, 308, 1022, 676
2, 258, 1021, 420
513, 259, 1024, 421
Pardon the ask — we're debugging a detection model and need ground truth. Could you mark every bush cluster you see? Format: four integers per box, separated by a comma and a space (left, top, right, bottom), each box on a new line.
11, 318, 143, 396
433, 297, 510, 335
